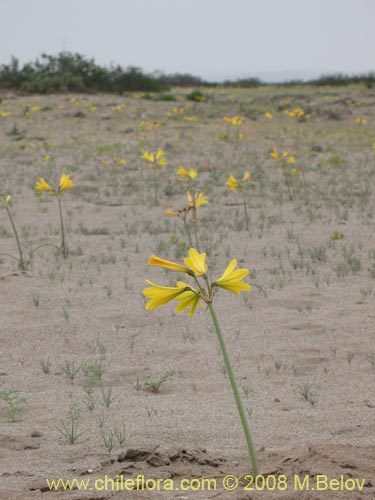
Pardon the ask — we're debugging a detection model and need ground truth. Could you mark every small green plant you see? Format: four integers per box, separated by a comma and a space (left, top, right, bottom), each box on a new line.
131, 376, 142, 391
40, 359, 51, 374
0, 389, 28, 422
101, 429, 114, 452
331, 230, 344, 240
299, 382, 317, 406
62, 304, 71, 320
112, 424, 126, 447
101, 387, 113, 409
96, 413, 105, 429
0, 194, 26, 270
84, 394, 95, 411
57, 403, 83, 444
274, 361, 282, 372
61, 361, 81, 382
83, 360, 104, 380
95, 338, 106, 360
346, 351, 355, 366
144, 372, 171, 393
32, 293, 40, 307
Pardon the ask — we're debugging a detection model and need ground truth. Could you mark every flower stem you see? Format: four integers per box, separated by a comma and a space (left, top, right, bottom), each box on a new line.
57, 196, 67, 258
183, 221, 193, 248
5, 206, 26, 270
241, 191, 249, 231
208, 303, 258, 476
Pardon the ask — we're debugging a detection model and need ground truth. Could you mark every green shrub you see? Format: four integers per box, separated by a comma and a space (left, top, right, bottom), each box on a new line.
186, 90, 206, 102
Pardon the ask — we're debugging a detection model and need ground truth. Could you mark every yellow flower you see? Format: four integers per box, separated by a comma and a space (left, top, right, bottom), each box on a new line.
187, 191, 208, 209
177, 167, 198, 181
118, 158, 127, 166
148, 255, 188, 273
141, 149, 166, 166
31, 105, 42, 112
183, 248, 208, 276
270, 148, 295, 163
156, 149, 165, 160
6, 194, 12, 204
195, 192, 207, 208
141, 151, 154, 162
227, 175, 239, 191
0, 111, 11, 117
59, 173, 75, 191
265, 112, 273, 119
291, 168, 299, 176
35, 178, 54, 193
214, 259, 251, 295
227, 173, 250, 191
43, 154, 51, 161
35, 173, 75, 194
270, 147, 280, 160
223, 116, 244, 126
165, 208, 179, 217
356, 117, 367, 125
175, 281, 202, 317
143, 280, 188, 311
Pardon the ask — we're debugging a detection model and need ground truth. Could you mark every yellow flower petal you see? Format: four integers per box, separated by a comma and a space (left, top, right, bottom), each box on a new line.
194, 192, 207, 208
183, 248, 208, 276
242, 171, 251, 182
59, 173, 75, 191
35, 178, 54, 193
214, 259, 251, 295
141, 151, 154, 163
227, 175, 239, 190
143, 280, 187, 311
148, 255, 188, 273
175, 281, 202, 317
177, 166, 188, 176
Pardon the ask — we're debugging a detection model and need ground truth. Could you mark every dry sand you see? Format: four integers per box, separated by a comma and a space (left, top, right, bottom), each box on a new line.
0, 87, 375, 499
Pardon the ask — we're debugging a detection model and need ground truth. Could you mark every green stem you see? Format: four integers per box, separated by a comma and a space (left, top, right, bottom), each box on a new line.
183, 221, 193, 248
153, 170, 159, 206
208, 303, 258, 476
57, 196, 67, 258
241, 190, 249, 231
5, 206, 26, 270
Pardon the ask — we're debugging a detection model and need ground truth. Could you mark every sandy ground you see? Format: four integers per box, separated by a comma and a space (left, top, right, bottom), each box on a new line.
0, 86, 375, 499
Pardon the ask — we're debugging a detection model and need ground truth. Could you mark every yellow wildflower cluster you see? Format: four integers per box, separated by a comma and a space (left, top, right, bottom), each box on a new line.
176, 167, 198, 182
356, 117, 367, 125
226, 172, 250, 191
166, 191, 207, 219
143, 248, 251, 316
264, 112, 273, 120
0, 192, 12, 206
223, 116, 245, 126
167, 107, 187, 118
138, 120, 161, 131
112, 104, 125, 112
0, 110, 11, 118
35, 173, 75, 195
141, 149, 166, 167
285, 108, 310, 120
270, 147, 296, 164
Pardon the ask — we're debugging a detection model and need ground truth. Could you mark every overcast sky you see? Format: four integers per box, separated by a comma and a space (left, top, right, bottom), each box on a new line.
1, 0, 374, 81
